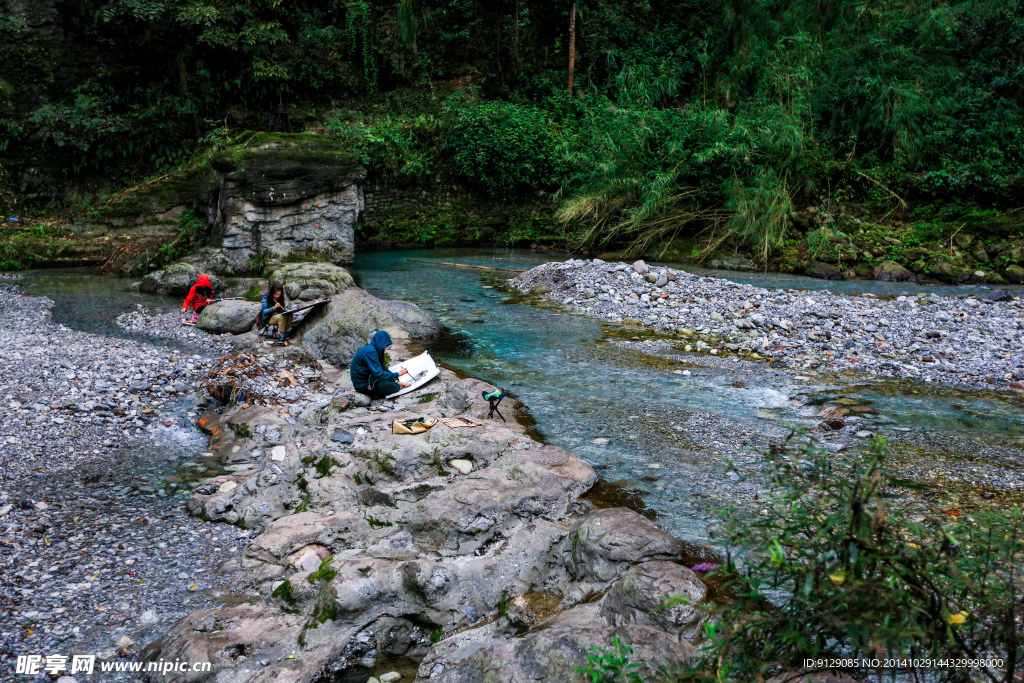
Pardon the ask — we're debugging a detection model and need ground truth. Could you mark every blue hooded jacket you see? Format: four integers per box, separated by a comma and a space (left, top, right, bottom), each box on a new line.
350, 331, 399, 390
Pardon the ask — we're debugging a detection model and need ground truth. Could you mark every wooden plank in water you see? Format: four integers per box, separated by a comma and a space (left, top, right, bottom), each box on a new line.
407, 259, 526, 273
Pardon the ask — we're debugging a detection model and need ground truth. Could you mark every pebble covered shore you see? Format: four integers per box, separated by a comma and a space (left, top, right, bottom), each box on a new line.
0, 285, 245, 680
512, 259, 1024, 391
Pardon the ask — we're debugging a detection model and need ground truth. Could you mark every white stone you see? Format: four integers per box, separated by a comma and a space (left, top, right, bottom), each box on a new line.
294, 550, 325, 574
380, 673, 402, 683
270, 446, 287, 461
448, 459, 473, 475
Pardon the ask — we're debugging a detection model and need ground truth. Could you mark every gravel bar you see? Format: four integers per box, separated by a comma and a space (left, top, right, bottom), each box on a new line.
512, 258, 1024, 391
0, 286, 244, 681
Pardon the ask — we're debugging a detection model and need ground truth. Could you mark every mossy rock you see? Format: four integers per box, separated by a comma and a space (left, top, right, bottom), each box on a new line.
904, 246, 933, 261
92, 164, 218, 222
269, 262, 356, 300
872, 260, 915, 282
805, 260, 843, 280
211, 133, 364, 207
927, 260, 973, 283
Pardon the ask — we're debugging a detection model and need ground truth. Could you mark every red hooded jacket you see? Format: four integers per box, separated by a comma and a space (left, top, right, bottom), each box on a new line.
182, 274, 215, 312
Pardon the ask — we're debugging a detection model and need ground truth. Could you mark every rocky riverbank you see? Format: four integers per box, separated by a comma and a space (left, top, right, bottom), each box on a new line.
140, 329, 720, 682
512, 259, 1024, 392
2, 266, 727, 683
0, 284, 246, 680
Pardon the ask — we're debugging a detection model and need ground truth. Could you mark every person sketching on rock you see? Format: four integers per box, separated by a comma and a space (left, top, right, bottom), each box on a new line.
350, 330, 410, 399
259, 282, 293, 345
182, 274, 217, 324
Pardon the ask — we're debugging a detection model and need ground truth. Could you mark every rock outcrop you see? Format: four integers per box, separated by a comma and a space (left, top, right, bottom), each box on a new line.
301, 288, 445, 367
129, 133, 367, 284
147, 346, 711, 683
208, 133, 366, 274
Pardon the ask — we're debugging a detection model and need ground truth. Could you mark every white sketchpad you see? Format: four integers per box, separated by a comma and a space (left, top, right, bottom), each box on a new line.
386, 351, 440, 398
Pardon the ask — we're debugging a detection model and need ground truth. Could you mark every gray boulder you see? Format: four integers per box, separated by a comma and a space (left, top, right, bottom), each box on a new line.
872, 260, 915, 282
564, 508, 682, 585
302, 289, 443, 367
1004, 264, 1024, 284
269, 262, 355, 300
805, 260, 843, 280
140, 262, 220, 296
632, 260, 649, 275
196, 300, 261, 334
601, 560, 706, 637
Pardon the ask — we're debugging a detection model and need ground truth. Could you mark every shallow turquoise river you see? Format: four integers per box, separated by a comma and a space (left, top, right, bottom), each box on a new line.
11, 251, 1024, 545
352, 249, 1023, 541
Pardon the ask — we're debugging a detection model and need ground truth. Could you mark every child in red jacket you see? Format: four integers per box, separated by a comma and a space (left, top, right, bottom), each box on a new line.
182, 274, 217, 324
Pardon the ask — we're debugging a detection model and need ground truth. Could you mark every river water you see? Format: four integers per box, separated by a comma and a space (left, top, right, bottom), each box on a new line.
10, 252, 1023, 546
353, 249, 1024, 542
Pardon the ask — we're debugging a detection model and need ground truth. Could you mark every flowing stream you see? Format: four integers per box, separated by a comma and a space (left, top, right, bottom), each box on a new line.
10, 251, 1023, 546
353, 249, 1024, 543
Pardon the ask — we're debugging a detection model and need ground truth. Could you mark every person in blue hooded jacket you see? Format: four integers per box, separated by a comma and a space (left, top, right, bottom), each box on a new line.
350, 331, 410, 398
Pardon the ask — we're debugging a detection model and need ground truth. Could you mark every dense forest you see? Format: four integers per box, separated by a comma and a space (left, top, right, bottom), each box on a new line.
2, 0, 1024, 264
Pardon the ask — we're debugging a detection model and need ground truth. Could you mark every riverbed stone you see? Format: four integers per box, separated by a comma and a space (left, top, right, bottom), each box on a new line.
448, 459, 473, 474
872, 260, 915, 282
196, 300, 261, 334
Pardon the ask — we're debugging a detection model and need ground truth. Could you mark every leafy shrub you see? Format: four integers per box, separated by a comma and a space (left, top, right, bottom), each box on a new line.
329, 113, 440, 179
665, 437, 1023, 681
442, 99, 564, 198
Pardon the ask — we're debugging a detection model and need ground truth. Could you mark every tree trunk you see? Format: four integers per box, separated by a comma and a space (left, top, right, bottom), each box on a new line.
568, 2, 577, 93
